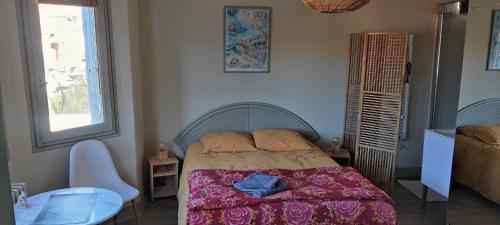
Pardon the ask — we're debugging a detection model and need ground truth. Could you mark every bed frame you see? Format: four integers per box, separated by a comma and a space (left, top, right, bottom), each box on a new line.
456, 98, 500, 128
173, 102, 319, 158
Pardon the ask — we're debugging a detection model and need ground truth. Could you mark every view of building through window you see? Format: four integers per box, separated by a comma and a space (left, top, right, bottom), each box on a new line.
38, 3, 103, 132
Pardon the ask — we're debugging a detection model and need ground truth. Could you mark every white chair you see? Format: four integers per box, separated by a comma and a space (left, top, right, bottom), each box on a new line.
69, 140, 140, 225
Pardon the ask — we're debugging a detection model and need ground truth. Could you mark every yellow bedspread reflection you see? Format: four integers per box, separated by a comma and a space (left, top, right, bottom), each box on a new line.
177, 142, 339, 225
453, 134, 500, 205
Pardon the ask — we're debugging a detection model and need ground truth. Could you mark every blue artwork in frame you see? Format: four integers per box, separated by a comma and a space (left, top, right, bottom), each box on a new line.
488, 10, 500, 71
224, 6, 271, 73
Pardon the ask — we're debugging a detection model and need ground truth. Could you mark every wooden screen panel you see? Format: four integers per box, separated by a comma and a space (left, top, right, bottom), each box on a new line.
343, 33, 364, 154
358, 93, 401, 150
355, 33, 410, 193
356, 146, 395, 191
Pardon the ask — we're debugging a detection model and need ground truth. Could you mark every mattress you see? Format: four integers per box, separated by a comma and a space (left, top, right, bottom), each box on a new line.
177, 142, 338, 225
453, 134, 500, 204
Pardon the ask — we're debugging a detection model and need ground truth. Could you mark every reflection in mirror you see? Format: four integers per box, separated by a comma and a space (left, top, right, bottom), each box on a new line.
447, 0, 500, 224
448, 100, 500, 224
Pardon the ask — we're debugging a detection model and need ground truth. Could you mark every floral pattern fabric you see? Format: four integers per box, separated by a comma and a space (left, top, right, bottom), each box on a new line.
187, 167, 397, 225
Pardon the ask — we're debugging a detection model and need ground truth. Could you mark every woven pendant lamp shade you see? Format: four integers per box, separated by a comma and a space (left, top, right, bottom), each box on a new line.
303, 0, 370, 13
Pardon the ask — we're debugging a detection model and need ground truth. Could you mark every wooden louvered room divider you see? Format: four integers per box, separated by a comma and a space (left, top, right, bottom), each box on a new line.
344, 32, 412, 194
343, 33, 364, 154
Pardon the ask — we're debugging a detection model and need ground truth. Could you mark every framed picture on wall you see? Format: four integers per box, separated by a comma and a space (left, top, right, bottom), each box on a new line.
224, 6, 271, 73
487, 10, 500, 71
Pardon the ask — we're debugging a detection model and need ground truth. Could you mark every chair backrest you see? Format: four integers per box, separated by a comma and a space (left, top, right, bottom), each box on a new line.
69, 140, 122, 188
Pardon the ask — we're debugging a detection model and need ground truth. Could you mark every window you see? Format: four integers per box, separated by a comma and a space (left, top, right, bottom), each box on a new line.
20, 0, 116, 151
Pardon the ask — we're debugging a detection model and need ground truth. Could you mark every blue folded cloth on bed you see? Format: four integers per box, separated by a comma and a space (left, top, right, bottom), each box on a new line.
233, 172, 290, 197
236, 172, 280, 189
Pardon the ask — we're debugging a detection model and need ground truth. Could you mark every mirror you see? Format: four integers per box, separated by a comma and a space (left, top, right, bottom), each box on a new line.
447, 0, 500, 224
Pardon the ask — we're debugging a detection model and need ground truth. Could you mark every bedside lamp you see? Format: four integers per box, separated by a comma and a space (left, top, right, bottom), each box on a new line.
331, 137, 341, 154
157, 142, 170, 161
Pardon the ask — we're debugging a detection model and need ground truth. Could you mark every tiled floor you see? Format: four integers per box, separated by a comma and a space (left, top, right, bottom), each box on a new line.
116, 183, 500, 225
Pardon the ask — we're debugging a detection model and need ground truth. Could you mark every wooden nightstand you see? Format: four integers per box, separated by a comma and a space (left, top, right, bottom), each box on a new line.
148, 155, 179, 201
323, 149, 352, 166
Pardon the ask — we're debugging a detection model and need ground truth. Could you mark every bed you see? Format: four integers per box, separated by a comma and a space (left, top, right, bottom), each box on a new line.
453, 98, 500, 205
174, 102, 397, 225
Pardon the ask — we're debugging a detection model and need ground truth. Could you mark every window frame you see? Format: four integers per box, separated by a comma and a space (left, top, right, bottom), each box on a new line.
19, 0, 118, 152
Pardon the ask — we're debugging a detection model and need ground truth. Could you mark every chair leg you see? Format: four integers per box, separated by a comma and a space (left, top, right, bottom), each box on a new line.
131, 200, 141, 225
113, 215, 117, 225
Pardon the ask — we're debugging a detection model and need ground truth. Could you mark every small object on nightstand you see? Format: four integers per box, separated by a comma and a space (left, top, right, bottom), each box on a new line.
323, 148, 352, 166
16, 191, 29, 209
331, 137, 341, 153
157, 142, 170, 161
148, 155, 179, 201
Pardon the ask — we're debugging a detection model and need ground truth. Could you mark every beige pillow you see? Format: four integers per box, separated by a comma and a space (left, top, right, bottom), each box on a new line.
459, 125, 500, 145
252, 129, 315, 151
200, 131, 258, 153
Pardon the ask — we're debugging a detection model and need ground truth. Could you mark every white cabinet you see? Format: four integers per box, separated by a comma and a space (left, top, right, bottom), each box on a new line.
421, 129, 455, 198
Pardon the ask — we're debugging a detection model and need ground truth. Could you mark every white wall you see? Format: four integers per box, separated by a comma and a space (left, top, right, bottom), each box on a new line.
127, 0, 146, 194
0, 0, 144, 195
139, 0, 439, 168
458, 0, 500, 109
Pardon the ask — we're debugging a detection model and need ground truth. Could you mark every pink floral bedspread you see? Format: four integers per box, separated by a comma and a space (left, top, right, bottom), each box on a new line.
187, 167, 397, 225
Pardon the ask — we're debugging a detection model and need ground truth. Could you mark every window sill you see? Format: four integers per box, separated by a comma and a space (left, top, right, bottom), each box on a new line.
33, 130, 119, 153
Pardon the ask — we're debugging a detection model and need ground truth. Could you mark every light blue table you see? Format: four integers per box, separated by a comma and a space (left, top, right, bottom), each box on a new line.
14, 187, 123, 225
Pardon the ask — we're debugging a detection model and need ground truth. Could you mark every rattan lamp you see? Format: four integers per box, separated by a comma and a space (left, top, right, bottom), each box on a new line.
303, 0, 370, 13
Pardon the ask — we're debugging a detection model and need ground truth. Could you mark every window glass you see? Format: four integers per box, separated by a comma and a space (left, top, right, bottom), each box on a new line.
38, 3, 104, 132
